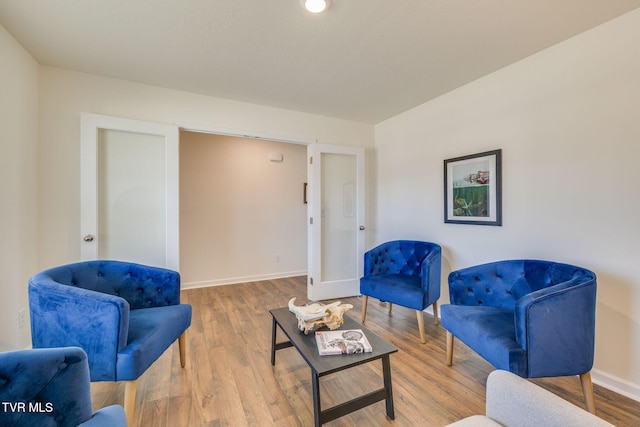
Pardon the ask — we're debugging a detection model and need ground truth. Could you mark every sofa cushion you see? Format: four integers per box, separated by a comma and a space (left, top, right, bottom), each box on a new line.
446, 415, 503, 427
445, 370, 614, 427
486, 370, 613, 427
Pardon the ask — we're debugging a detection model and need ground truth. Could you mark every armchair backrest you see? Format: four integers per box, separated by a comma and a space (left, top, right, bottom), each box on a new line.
0, 347, 94, 427
32, 260, 181, 310
364, 240, 441, 278
448, 259, 595, 310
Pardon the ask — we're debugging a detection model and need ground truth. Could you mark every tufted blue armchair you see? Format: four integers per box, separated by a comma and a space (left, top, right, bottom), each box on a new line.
360, 240, 442, 343
441, 259, 597, 413
0, 346, 127, 427
28, 260, 192, 426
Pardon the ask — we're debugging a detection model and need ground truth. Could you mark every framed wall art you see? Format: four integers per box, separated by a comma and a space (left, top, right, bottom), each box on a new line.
444, 149, 502, 226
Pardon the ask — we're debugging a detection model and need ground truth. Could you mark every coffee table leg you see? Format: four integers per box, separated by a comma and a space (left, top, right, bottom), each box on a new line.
312, 370, 321, 427
271, 316, 277, 366
382, 354, 395, 419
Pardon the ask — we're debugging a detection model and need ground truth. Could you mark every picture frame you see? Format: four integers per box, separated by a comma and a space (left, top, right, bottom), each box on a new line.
444, 149, 502, 226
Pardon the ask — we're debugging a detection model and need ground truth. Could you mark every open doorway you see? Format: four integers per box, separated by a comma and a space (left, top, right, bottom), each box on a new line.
179, 131, 308, 288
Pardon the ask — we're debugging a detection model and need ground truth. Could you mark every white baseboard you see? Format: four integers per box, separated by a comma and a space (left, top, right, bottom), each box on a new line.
592, 368, 640, 402
182, 270, 307, 289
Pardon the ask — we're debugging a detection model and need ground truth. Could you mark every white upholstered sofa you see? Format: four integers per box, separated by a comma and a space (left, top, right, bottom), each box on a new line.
446, 370, 614, 427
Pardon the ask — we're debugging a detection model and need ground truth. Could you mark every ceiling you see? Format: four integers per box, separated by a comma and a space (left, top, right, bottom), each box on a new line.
1, 1, 639, 124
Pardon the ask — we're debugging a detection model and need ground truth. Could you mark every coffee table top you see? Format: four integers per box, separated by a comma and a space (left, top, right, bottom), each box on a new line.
270, 306, 398, 376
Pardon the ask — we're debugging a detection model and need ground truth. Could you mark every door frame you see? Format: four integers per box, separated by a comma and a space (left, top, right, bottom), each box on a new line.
80, 113, 180, 270
307, 143, 366, 301
176, 124, 367, 299
82, 117, 366, 295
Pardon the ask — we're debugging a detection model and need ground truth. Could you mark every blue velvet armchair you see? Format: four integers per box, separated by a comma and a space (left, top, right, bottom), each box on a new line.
28, 260, 192, 426
360, 240, 442, 343
440, 259, 597, 413
0, 346, 127, 427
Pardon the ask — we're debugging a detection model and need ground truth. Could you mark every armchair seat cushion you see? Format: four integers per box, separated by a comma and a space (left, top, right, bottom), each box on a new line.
441, 305, 526, 375
360, 274, 425, 310
116, 304, 192, 380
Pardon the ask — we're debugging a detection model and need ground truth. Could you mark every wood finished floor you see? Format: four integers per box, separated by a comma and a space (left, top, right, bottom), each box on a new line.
90, 276, 640, 426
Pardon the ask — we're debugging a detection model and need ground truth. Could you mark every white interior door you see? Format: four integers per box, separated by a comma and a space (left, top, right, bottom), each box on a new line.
307, 143, 365, 300
80, 113, 179, 270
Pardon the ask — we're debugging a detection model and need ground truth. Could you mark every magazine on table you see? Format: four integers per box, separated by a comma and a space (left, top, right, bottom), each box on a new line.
315, 329, 372, 355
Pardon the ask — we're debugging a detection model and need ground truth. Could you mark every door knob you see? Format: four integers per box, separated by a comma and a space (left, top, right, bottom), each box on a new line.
359, 226, 366, 230
83, 234, 95, 242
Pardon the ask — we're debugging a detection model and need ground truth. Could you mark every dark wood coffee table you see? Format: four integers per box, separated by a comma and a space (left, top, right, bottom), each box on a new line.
270, 307, 398, 426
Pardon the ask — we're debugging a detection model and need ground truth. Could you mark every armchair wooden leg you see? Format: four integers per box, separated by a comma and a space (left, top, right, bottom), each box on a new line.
361, 296, 368, 323
388, 303, 393, 315
432, 301, 440, 325
124, 380, 137, 427
446, 331, 454, 366
416, 310, 426, 344
179, 331, 187, 368
580, 372, 597, 414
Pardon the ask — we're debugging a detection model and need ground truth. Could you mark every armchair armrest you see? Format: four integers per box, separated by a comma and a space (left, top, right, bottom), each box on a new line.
78, 405, 127, 427
421, 248, 441, 297
29, 280, 129, 381
515, 278, 597, 377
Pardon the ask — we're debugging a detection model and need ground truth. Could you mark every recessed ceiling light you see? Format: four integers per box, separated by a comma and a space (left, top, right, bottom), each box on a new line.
302, 0, 330, 14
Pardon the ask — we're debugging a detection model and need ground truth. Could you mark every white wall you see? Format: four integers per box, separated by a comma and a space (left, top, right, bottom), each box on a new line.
180, 132, 307, 287
0, 25, 39, 350
8, 8, 638, 399
37, 67, 374, 271
375, 9, 640, 399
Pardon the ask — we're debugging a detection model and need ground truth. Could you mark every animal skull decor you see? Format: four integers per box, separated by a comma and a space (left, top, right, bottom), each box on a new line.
288, 297, 353, 334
